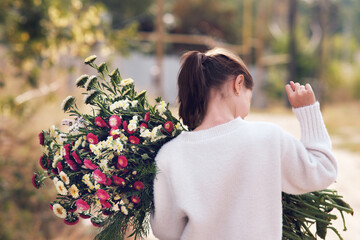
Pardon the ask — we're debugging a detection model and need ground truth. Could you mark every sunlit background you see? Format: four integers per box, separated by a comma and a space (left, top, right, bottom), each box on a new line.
0, 0, 359, 239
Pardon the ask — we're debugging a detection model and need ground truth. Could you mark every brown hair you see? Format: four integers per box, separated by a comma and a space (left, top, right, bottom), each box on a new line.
178, 48, 253, 130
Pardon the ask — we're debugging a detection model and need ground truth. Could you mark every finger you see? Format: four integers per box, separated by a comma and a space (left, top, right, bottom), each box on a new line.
290, 81, 296, 91
294, 82, 301, 91
305, 83, 313, 92
285, 84, 293, 97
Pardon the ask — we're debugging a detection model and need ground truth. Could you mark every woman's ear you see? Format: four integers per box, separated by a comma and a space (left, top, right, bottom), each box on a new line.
234, 74, 244, 95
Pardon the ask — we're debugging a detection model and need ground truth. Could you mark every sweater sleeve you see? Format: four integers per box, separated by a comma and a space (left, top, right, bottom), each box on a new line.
281, 102, 338, 195
150, 150, 187, 240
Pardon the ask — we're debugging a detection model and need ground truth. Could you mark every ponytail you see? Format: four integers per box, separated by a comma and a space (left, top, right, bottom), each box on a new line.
178, 48, 253, 130
178, 51, 208, 130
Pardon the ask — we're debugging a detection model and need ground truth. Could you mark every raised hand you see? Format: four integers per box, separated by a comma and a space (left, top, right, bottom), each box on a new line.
285, 81, 316, 108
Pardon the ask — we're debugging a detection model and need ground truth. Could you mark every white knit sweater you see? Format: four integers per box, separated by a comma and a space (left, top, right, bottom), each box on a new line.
150, 102, 337, 240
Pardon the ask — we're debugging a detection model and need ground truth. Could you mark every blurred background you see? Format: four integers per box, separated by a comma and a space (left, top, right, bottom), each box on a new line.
0, 0, 359, 239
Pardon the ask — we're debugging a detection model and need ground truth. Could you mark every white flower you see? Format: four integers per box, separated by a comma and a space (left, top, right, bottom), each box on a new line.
52, 154, 62, 168
90, 144, 101, 157
140, 128, 151, 138
112, 139, 123, 154
131, 100, 138, 107
156, 101, 167, 114
100, 159, 110, 172
55, 181, 68, 195
120, 78, 134, 86
69, 184, 79, 198
82, 174, 95, 190
53, 177, 59, 185
41, 145, 49, 155
49, 125, 57, 138
53, 203, 67, 218
121, 205, 128, 215
110, 99, 130, 111
59, 171, 70, 185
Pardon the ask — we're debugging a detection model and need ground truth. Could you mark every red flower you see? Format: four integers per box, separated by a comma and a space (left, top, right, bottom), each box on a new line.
64, 217, 79, 226
112, 175, 125, 186
100, 200, 111, 209
95, 116, 108, 127
108, 115, 121, 128
134, 181, 144, 191
56, 162, 63, 173
93, 169, 107, 184
72, 151, 82, 164
144, 112, 150, 122
39, 155, 47, 170
32, 174, 40, 189
83, 159, 98, 170
117, 156, 128, 169
140, 123, 148, 129
76, 199, 90, 211
104, 178, 112, 186
96, 189, 110, 201
49, 204, 53, 210
164, 121, 173, 132
110, 127, 119, 139
131, 195, 140, 204
38, 132, 44, 145
86, 133, 99, 145
66, 159, 77, 171
129, 136, 139, 144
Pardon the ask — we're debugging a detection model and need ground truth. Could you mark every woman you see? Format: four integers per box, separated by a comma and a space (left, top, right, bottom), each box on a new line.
150, 48, 337, 240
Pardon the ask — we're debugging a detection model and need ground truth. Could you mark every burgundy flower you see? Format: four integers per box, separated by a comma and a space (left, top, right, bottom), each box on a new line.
129, 136, 139, 144
76, 199, 90, 211
117, 156, 128, 169
66, 159, 78, 171
38, 132, 44, 145
109, 115, 121, 128
131, 195, 140, 204
91, 219, 103, 227
164, 121, 174, 132
64, 217, 79, 226
72, 151, 82, 164
51, 169, 58, 175
144, 112, 150, 122
68, 205, 77, 213
86, 133, 99, 145
96, 189, 110, 201
83, 159, 98, 170
39, 155, 47, 170
134, 181, 144, 191
94, 116, 108, 127
32, 174, 40, 189
93, 169, 107, 184
56, 162, 63, 173
79, 213, 91, 219
112, 175, 125, 186
64, 144, 71, 160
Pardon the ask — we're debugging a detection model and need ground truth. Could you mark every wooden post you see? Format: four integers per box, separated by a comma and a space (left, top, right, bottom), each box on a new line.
287, 0, 297, 107
242, 0, 252, 64
155, 0, 165, 97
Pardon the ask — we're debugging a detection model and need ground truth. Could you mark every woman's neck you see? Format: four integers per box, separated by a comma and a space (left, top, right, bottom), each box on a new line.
194, 93, 237, 131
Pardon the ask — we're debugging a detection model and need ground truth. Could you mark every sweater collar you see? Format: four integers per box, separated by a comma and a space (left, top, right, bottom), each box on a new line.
179, 117, 244, 142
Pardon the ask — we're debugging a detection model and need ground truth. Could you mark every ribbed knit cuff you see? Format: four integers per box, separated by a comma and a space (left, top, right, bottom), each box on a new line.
292, 102, 331, 146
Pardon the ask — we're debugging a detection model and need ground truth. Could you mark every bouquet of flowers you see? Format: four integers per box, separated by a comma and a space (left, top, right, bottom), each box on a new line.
32, 55, 353, 240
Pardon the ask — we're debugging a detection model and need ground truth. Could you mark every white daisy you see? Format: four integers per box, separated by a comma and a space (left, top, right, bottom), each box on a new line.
53, 203, 67, 218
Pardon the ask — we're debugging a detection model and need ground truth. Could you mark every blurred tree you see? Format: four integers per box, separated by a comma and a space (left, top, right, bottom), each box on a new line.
0, 0, 138, 88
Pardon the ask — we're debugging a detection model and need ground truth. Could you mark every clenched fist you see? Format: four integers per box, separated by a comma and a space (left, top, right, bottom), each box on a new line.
285, 81, 316, 108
